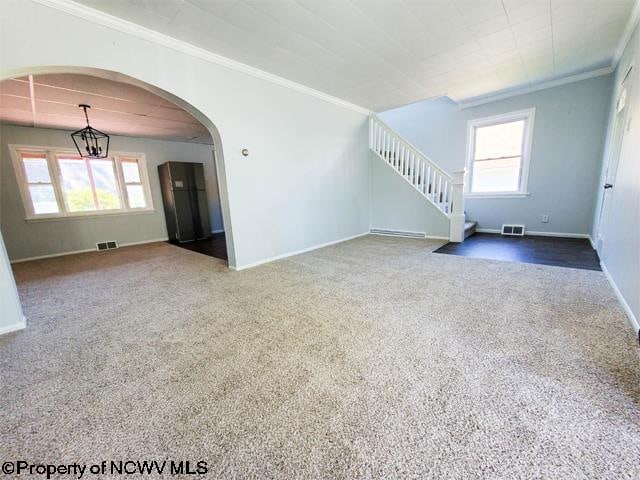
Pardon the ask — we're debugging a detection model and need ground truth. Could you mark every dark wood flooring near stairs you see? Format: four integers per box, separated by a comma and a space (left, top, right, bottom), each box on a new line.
434, 232, 601, 271
169, 232, 228, 261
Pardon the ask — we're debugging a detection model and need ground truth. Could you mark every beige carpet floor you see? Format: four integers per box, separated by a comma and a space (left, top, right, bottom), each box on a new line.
2, 235, 639, 479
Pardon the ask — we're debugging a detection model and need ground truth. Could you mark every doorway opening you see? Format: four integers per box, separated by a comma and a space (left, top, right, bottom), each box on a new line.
0, 66, 237, 334
1, 68, 234, 265
595, 63, 634, 250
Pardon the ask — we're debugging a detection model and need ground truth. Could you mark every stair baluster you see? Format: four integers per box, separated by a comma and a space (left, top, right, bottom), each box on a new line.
369, 114, 467, 242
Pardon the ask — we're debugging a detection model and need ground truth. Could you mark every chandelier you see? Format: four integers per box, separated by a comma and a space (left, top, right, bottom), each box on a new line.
71, 104, 109, 158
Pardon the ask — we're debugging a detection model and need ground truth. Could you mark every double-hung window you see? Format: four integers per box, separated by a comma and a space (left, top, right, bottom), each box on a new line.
10, 145, 153, 220
465, 108, 535, 197
120, 156, 147, 209
19, 152, 59, 215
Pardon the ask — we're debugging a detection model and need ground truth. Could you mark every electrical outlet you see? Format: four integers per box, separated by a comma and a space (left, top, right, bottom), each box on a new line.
541, 215, 549, 223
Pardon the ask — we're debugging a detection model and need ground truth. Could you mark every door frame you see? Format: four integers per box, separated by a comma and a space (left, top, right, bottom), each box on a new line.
596, 63, 634, 249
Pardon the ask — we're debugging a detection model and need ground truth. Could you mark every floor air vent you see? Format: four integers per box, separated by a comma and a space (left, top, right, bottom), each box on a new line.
370, 229, 426, 238
96, 241, 118, 251
501, 224, 525, 236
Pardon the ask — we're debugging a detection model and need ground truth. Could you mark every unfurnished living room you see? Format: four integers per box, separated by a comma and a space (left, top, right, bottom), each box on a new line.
0, 0, 639, 478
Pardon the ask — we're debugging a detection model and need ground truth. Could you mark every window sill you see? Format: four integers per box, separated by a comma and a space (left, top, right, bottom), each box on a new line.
464, 192, 530, 199
25, 209, 156, 222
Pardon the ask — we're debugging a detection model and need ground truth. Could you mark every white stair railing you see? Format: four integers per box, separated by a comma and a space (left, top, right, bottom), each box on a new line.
369, 114, 466, 242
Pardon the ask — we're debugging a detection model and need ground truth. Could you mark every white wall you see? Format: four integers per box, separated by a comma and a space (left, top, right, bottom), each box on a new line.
378, 74, 613, 236
594, 25, 640, 332
0, 230, 24, 334
0, 0, 371, 271
0, 124, 223, 261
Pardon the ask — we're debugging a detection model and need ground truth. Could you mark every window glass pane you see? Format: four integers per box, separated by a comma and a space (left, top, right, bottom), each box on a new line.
474, 120, 525, 160
122, 159, 141, 183
58, 157, 95, 212
472, 157, 521, 192
90, 159, 121, 210
22, 155, 51, 183
126, 185, 146, 208
28, 185, 59, 214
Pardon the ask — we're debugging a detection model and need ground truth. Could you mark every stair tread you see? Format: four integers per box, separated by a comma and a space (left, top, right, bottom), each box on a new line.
464, 221, 477, 230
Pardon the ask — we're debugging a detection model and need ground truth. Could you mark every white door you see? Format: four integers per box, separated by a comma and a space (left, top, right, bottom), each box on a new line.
596, 65, 633, 250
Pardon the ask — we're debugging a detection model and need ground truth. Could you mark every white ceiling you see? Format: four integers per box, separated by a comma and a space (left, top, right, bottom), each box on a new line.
0, 74, 213, 144
74, 0, 637, 111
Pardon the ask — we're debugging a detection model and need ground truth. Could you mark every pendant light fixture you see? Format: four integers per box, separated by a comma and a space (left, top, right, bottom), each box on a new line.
71, 104, 109, 158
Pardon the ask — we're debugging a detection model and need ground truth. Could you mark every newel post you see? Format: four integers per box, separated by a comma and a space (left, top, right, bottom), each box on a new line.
449, 169, 467, 242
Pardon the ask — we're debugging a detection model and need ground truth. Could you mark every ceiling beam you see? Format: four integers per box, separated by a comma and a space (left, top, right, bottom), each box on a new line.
28, 75, 37, 128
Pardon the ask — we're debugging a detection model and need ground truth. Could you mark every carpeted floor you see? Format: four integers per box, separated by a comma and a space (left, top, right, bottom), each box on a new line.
2, 235, 639, 479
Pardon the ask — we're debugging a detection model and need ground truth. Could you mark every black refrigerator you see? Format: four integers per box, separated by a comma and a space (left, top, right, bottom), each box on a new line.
158, 162, 211, 243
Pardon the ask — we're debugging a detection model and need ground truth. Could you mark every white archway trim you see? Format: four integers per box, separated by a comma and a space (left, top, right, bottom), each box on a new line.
32, 0, 371, 116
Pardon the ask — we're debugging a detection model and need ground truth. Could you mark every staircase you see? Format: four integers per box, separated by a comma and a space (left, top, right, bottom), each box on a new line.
464, 221, 477, 239
369, 114, 468, 242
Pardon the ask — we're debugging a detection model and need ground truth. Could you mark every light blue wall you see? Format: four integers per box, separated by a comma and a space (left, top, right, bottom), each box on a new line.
0, 124, 223, 261
370, 152, 449, 237
378, 74, 614, 235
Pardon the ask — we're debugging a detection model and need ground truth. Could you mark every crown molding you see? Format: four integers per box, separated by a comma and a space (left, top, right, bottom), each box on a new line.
614, 0, 640, 66
30, 0, 371, 115
457, 67, 614, 109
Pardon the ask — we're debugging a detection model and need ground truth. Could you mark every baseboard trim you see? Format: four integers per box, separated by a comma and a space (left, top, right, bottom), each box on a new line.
426, 235, 450, 241
10, 237, 169, 264
601, 261, 639, 334
476, 228, 592, 239
231, 232, 369, 271
211, 229, 225, 234
120, 237, 170, 247
0, 316, 27, 336
11, 247, 96, 264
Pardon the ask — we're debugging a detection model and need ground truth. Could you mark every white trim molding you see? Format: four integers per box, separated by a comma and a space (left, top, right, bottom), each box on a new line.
24, 209, 156, 223
9, 237, 169, 264
0, 316, 27, 336
426, 235, 450, 241
457, 67, 614, 109
32, 0, 370, 115
465, 192, 530, 199
614, 0, 640, 66
231, 232, 369, 271
601, 262, 640, 334
465, 108, 535, 197
475, 229, 592, 240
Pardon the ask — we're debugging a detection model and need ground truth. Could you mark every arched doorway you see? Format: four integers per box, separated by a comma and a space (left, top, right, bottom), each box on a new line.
0, 66, 236, 334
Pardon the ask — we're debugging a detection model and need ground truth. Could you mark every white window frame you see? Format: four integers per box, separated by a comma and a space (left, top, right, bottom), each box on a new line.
465, 108, 535, 198
9, 144, 154, 221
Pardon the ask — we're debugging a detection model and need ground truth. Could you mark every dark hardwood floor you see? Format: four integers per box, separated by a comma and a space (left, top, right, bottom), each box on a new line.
434, 233, 601, 271
170, 232, 227, 261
